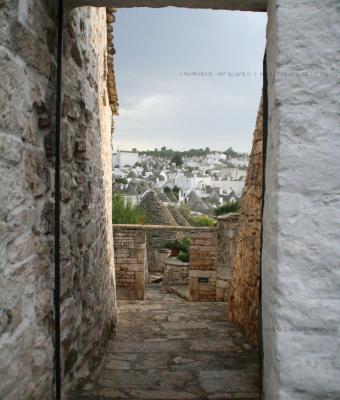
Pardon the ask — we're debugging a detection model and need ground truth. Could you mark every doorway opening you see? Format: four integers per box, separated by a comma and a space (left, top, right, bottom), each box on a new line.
65, 5, 267, 399
57, 3, 267, 399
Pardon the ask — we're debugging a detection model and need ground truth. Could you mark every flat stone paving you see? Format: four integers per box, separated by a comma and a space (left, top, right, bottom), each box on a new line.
70, 285, 259, 400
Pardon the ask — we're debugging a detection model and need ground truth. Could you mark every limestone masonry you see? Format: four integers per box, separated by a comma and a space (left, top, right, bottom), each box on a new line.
0, 4, 118, 398
228, 100, 263, 345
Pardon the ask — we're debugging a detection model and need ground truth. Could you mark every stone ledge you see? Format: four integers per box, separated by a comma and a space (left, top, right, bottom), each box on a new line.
217, 212, 240, 222
113, 224, 216, 232
68, 0, 267, 12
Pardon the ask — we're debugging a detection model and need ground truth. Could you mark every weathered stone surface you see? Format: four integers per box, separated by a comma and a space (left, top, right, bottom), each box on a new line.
189, 231, 218, 301
113, 227, 146, 299
163, 257, 189, 286
0, 2, 57, 398
228, 100, 263, 345
0, 3, 119, 399
216, 213, 239, 301
59, 7, 118, 393
0, 132, 23, 164
69, 286, 259, 400
68, 0, 267, 12
263, 1, 340, 399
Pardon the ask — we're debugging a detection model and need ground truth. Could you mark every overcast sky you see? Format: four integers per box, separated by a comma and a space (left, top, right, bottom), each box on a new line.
114, 8, 267, 153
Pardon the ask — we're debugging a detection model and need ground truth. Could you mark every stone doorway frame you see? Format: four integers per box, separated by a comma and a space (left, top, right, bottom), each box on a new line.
56, 1, 268, 398
56, 1, 340, 399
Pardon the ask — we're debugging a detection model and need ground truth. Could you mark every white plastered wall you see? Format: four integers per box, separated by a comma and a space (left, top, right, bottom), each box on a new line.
263, 0, 340, 398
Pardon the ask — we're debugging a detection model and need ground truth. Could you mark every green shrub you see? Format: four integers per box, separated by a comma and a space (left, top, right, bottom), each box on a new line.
214, 201, 240, 216
115, 177, 128, 185
177, 251, 189, 263
189, 215, 216, 227
112, 194, 146, 224
179, 236, 190, 252
165, 237, 191, 262
164, 240, 183, 251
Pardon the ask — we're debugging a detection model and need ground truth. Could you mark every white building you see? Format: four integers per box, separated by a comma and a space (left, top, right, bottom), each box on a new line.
222, 167, 247, 180
210, 178, 245, 197
112, 150, 139, 168
206, 153, 227, 164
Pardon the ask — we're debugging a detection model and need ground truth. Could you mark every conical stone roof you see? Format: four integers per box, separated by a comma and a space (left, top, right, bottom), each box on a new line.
168, 205, 191, 226
187, 190, 211, 215
139, 190, 177, 225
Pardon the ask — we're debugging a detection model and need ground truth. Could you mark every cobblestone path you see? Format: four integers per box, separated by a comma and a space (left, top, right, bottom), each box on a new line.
69, 285, 259, 399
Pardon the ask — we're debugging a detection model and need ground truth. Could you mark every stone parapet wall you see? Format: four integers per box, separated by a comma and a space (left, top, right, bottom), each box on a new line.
113, 225, 221, 302
163, 258, 189, 286
113, 224, 216, 273
189, 230, 218, 301
216, 213, 240, 301
112, 225, 238, 303
228, 100, 263, 345
113, 227, 146, 300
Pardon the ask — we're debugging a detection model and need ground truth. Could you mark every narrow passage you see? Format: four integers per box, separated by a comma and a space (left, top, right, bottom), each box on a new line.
70, 285, 259, 400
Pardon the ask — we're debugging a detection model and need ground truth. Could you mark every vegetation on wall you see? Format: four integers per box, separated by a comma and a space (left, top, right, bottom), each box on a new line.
164, 237, 191, 262
214, 200, 240, 216
112, 194, 146, 224
179, 204, 216, 227
189, 215, 216, 227
177, 236, 190, 262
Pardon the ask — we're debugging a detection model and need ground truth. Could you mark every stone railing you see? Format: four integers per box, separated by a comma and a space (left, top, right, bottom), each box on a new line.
113, 216, 239, 301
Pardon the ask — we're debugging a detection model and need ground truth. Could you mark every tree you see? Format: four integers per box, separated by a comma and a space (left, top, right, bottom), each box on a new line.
163, 186, 172, 193
114, 177, 128, 185
171, 152, 183, 166
172, 185, 180, 199
224, 147, 238, 158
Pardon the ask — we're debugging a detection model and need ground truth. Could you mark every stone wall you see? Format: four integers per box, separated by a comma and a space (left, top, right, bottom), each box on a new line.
0, 1, 58, 398
216, 213, 239, 302
163, 258, 189, 287
60, 7, 118, 392
0, 3, 118, 398
189, 230, 218, 301
113, 226, 146, 300
263, 1, 340, 398
228, 100, 263, 345
113, 225, 220, 302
